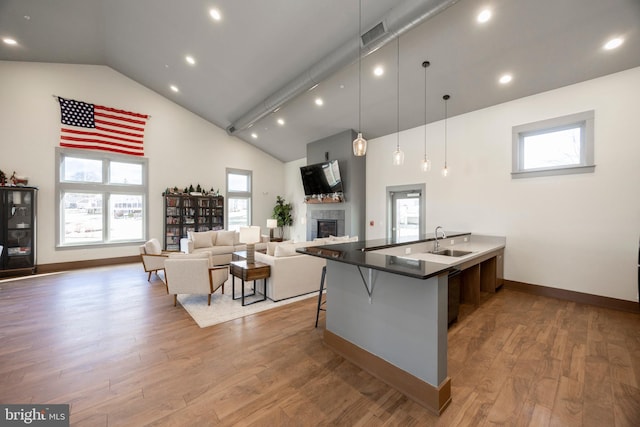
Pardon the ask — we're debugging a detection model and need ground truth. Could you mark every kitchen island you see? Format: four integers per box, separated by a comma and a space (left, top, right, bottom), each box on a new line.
297, 232, 505, 415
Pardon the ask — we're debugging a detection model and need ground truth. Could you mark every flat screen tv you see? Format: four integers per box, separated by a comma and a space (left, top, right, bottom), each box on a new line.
300, 160, 343, 196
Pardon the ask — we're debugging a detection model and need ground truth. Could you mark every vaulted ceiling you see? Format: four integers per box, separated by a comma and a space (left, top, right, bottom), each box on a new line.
1, 0, 639, 162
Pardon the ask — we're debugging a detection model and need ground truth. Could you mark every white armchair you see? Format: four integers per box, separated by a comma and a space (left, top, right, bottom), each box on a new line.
139, 238, 170, 281
164, 257, 228, 306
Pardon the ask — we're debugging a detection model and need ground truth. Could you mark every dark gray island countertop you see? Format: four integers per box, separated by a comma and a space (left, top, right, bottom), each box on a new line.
296, 231, 500, 280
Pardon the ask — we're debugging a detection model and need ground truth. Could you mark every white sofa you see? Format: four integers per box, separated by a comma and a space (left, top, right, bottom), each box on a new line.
180, 229, 268, 265
254, 236, 358, 301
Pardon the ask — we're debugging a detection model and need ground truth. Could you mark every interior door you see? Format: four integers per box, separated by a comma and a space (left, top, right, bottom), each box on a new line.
390, 190, 423, 241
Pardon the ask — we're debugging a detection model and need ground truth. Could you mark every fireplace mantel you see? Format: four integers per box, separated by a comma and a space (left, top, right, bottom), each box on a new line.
304, 193, 344, 204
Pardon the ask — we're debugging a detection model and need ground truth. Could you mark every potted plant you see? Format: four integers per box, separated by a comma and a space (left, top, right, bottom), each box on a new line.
272, 196, 293, 240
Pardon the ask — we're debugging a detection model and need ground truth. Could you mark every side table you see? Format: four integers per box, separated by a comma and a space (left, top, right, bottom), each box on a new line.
229, 260, 270, 306
232, 250, 266, 262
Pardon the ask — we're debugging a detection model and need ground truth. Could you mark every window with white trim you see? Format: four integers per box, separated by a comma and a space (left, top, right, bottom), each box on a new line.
226, 168, 252, 231
56, 147, 148, 247
512, 110, 595, 178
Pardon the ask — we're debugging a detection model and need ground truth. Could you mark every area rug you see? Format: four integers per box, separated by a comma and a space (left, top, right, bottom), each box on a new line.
177, 279, 319, 328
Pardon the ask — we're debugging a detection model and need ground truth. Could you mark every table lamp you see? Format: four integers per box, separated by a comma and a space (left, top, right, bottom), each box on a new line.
239, 226, 261, 264
266, 219, 278, 241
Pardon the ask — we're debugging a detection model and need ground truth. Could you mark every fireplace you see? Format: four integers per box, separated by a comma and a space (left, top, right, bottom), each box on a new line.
308, 209, 345, 240
317, 219, 338, 238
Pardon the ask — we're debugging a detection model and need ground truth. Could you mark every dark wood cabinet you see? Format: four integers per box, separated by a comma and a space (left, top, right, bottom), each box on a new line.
0, 187, 37, 276
163, 194, 224, 251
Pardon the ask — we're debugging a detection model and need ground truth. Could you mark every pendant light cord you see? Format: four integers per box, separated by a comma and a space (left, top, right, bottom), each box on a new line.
396, 36, 400, 150
444, 99, 447, 164
443, 94, 450, 167
423, 62, 428, 156
358, 0, 362, 134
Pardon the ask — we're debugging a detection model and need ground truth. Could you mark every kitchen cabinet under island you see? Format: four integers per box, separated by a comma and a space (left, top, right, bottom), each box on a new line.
298, 232, 505, 415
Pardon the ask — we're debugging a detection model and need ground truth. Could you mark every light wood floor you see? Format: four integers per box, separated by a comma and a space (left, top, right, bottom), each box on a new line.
0, 263, 639, 426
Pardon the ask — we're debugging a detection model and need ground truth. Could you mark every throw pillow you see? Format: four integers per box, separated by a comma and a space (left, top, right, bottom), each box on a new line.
267, 241, 280, 256
216, 230, 236, 246
144, 238, 162, 255
192, 231, 214, 249
274, 243, 298, 257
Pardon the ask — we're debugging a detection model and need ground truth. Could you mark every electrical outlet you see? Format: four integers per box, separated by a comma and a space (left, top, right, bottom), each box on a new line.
405, 247, 411, 254
464, 237, 468, 242
450, 239, 455, 245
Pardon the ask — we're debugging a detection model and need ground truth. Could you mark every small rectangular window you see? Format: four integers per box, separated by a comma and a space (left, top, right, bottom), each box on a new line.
227, 197, 249, 232
109, 194, 143, 240
226, 168, 252, 231
228, 173, 250, 192
62, 192, 103, 244
512, 110, 595, 178
110, 162, 143, 185
62, 157, 102, 182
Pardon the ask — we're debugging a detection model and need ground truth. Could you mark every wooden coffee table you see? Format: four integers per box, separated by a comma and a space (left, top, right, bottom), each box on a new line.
229, 260, 270, 306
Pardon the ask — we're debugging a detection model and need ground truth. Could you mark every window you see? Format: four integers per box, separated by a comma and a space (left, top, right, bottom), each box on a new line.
512, 110, 595, 178
226, 168, 252, 231
56, 147, 148, 247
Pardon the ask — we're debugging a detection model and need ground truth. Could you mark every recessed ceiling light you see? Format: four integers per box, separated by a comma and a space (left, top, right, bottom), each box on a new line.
209, 8, 221, 21
373, 66, 384, 77
603, 37, 624, 50
2, 38, 17, 46
315, 98, 324, 106
498, 73, 513, 84
251, 133, 258, 139
277, 118, 285, 126
477, 9, 492, 23
170, 85, 179, 92
185, 55, 196, 65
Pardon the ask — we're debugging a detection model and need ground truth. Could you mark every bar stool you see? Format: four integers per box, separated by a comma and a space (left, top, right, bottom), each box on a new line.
315, 265, 327, 327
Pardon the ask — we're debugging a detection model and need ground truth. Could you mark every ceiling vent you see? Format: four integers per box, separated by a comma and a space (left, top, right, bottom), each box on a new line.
361, 21, 387, 47
226, 0, 460, 136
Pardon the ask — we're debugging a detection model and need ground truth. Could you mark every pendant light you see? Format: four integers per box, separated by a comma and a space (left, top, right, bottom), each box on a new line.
353, 0, 367, 156
421, 60, 431, 172
442, 94, 450, 177
392, 36, 404, 166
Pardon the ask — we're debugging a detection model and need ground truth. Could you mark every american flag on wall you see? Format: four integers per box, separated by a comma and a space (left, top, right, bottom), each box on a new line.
58, 97, 149, 156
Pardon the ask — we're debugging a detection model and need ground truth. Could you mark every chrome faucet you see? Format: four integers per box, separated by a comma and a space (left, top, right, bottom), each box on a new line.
434, 226, 446, 252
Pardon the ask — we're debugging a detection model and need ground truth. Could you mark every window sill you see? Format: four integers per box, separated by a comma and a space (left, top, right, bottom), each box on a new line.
511, 164, 595, 179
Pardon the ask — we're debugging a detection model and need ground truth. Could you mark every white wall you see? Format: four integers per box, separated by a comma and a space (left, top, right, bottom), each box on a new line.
0, 61, 285, 264
366, 67, 640, 302
283, 158, 307, 242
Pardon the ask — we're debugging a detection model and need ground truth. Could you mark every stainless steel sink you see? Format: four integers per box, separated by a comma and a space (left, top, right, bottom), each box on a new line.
428, 249, 473, 257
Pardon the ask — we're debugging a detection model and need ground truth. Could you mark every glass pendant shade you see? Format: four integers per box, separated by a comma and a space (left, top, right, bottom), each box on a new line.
353, 132, 367, 156
393, 148, 405, 166
421, 156, 431, 172
442, 164, 449, 177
